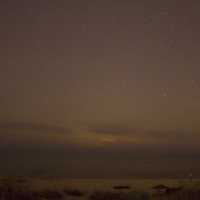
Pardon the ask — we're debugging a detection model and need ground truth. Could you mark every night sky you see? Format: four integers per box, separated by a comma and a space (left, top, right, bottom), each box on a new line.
1, 0, 200, 178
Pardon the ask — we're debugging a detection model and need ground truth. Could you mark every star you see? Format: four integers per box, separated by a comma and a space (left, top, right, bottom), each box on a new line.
163, 92, 167, 97
162, 88, 168, 97
192, 80, 197, 86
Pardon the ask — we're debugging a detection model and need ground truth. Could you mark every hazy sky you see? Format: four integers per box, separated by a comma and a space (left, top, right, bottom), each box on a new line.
1, 0, 200, 178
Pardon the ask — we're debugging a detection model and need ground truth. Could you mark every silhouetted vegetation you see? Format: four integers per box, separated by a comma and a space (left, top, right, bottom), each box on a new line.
1, 178, 200, 199
113, 185, 131, 190
0, 186, 39, 200
63, 188, 85, 197
89, 191, 150, 200
34, 190, 63, 199
154, 189, 200, 200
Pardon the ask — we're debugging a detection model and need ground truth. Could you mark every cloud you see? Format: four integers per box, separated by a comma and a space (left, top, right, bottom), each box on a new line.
0, 121, 74, 147
89, 123, 197, 139
88, 123, 200, 151
0, 121, 71, 135
1, 122, 200, 162
89, 124, 137, 135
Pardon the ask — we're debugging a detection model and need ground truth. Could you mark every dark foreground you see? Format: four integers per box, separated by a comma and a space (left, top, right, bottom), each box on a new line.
0, 178, 200, 200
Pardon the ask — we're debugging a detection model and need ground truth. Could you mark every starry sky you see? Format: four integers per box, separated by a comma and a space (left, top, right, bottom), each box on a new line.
1, 0, 200, 178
